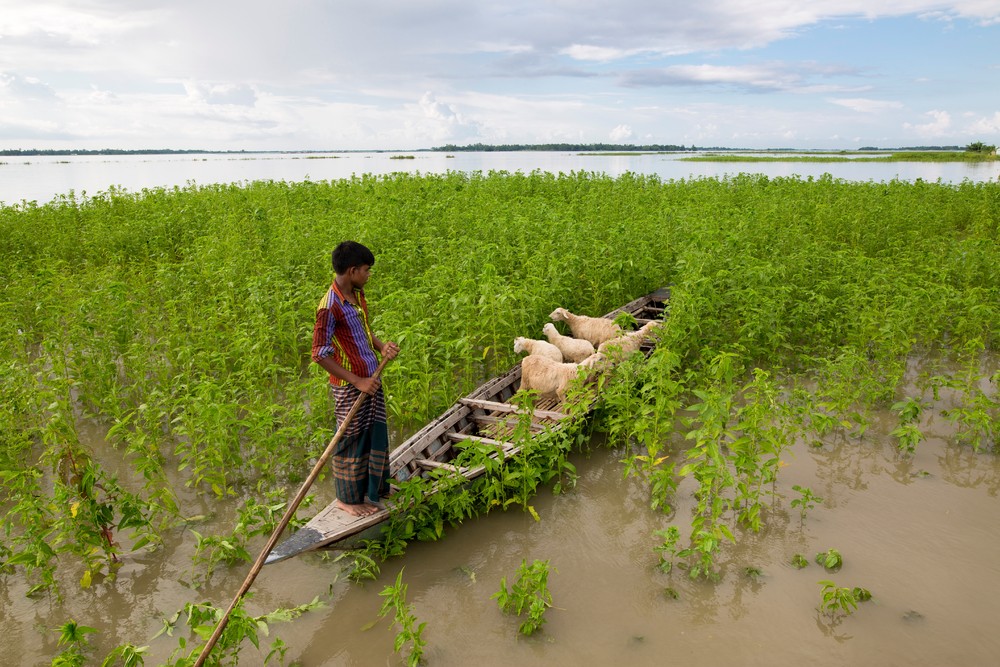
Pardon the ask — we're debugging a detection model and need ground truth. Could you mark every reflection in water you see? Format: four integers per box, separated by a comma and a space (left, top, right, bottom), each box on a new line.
814, 611, 854, 643
809, 432, 877, 496
938, 445, 1000, 495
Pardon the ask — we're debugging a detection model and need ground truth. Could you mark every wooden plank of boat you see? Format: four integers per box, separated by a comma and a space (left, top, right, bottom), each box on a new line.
264, 443, 521, 564
264, 286, 671, 565
471, 413, 549, 433
415, 459, 466, 473
263, 503, 392, 563
458, 397, 567, 421
445, 432, 514, 447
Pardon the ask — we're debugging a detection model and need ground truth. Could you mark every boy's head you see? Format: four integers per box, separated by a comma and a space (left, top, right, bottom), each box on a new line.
332, 241, 375, 275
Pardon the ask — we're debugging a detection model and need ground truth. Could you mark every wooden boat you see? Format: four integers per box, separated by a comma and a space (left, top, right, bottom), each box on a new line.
264, 286, 671, 564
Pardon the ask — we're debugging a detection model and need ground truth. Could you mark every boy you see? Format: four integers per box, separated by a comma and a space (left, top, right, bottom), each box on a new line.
311, 241, 399, 517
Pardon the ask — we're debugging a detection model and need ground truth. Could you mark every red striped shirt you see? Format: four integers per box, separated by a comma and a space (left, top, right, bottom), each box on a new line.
311, 282, 379, 386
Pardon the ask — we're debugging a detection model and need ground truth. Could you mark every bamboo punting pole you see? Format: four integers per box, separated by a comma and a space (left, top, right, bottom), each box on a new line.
193, 356, 391, 667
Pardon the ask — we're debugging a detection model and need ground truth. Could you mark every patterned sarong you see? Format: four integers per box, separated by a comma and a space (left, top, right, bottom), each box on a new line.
329, 384, 389, 504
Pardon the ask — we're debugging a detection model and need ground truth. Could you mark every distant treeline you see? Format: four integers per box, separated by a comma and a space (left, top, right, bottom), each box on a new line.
432, 143, 694, 152
0, 149, 219, 157
858, 145, 963, 151
0, 148, 412, 157
3, 144, 986, 158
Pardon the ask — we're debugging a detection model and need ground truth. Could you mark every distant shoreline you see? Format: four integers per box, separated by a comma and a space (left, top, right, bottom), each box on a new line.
683, 151, 997, 163
1, 143, 975, 157
0, 148, 419, 157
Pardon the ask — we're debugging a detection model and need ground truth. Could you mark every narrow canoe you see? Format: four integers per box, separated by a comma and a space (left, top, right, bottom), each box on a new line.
264, 286, 671, 564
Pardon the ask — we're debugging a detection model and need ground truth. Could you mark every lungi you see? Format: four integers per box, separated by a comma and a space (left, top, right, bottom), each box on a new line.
329, 383, 389, 504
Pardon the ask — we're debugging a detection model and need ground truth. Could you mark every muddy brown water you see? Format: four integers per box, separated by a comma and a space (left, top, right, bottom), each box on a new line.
3, 372, 1000, 666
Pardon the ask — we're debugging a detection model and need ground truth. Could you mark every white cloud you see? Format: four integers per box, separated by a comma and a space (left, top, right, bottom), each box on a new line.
0, 72, 57, 99
691, 123, 720, 140
609, 124, 633, 141
418, 92, 461, 123
184, 82, 258, 107
472, 42, 533, 55
561, 44, 634, 62
621, 64, 792, 90
0, 1, 998, 149
966, 112, 1000, 134
0, 3, 156, 46
829, 98, 904, 113
903, 110, 952, 137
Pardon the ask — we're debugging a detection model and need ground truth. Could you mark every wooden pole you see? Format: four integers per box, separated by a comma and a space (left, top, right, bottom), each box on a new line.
193, 357, 390, 667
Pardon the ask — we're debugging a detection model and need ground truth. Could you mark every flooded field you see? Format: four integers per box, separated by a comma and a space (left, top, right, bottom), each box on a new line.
2, 173, 997, 666
3, 361, 998, 666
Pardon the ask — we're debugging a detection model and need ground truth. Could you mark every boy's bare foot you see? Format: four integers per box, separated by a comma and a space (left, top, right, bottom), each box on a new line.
364, 498, 387, 511
336, 500, 375, 517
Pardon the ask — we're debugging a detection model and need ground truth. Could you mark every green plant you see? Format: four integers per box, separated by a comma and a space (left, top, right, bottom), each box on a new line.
818, 580, 858, 618
152, 596, 322, 666
891, 396, 926, 454
189, 494, 288, 584
791, 554, 809, 569
612, 311, 639, 330
101, 643, 148, 667
377, 569, 427, 667
965, 141, 997, 154
51, 620, 98, 667
613, 350, 683, 514
935, 349, 999, 452
339, 549, 382, 583
492, 559, 555, 636
263, 638, 288, 666
815, 549, 843, 572
790, 485, 823, 519
653, 526, 682, 573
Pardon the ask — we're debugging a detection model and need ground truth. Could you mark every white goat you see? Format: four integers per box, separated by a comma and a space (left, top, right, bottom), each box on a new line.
513, 336, 563, 362
597, 321, 662, 361
549, 307, 621, 347
542, 322, 595, 363
519, 353, 604, 403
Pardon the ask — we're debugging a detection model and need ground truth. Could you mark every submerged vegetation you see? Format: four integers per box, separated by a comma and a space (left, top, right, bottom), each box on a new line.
492, 559, 555, 636
1, 171, 998, 662
378, 569, 427, 666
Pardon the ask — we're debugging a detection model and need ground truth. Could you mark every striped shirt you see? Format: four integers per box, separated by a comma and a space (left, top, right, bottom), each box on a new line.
312, 281, 379, 386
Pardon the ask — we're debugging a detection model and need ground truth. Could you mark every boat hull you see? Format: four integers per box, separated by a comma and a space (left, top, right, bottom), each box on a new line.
265, 287, 670, 564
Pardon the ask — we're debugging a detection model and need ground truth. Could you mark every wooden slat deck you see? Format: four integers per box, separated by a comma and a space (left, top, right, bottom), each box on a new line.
446, 432, 516, 448
458, 398, 567, 421
415, 459, 466, 473
471, 414, 549, 433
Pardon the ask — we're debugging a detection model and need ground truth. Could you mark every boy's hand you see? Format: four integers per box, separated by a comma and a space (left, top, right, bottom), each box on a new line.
355, 376, 381, 395
381, 341, 399, 361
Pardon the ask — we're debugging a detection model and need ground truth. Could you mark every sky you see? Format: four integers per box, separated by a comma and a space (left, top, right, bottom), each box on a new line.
1, 1, 998, 151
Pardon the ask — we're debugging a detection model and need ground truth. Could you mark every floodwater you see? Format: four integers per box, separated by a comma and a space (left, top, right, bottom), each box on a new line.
3, 360, 999, 666
1, 151, 999, 206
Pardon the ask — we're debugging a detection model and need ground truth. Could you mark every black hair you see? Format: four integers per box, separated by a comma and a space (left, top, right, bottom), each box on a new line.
331, 241, 375, 274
